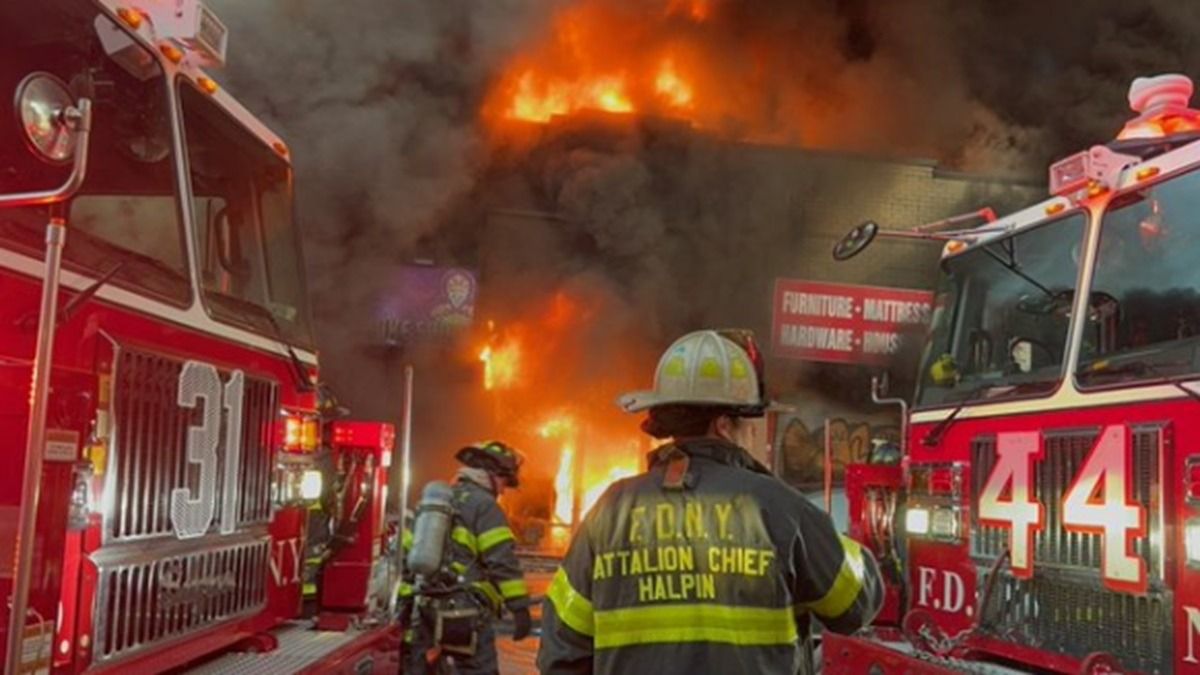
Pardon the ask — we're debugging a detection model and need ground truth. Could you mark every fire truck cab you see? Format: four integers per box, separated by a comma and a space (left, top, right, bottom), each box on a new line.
827, 74, 1200, 674
0, 2, 399, 673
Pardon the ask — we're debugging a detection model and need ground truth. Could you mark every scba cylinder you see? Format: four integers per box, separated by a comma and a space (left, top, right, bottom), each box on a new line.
407, 481, 455, 576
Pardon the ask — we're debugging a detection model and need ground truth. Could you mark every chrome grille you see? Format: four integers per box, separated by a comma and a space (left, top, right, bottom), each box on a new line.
970, 427, 1171, 674
971, 428, 1163, 581
977, 569, 1171, 673
106, 349, 278, 541
93, 345, 280, 664
93, 534, 270, 663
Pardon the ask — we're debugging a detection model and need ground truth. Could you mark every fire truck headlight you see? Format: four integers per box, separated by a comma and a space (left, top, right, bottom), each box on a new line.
906, 508, 930, 536
906, 505, 960, 541
1186, 520, 1200, 565
300, 470, 323, 501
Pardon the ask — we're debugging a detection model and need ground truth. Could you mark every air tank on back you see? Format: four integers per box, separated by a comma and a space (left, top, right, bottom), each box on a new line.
407, 480, 455, 576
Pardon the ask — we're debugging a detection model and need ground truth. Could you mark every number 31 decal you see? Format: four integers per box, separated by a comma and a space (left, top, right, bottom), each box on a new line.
977, 426, 1147, 594
171, 361, 245, 540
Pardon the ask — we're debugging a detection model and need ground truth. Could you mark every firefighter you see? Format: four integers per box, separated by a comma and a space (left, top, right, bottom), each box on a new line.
537, 330, 884, 675
404, 440, 533, 674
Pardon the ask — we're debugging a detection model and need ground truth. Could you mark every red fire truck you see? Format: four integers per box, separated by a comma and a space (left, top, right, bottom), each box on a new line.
824, 73, 1200, 674
0, 2, 401, 672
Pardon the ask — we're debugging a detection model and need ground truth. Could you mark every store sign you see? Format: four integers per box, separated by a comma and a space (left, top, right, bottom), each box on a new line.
377, 265, 478, 342
771, 279, 933, 364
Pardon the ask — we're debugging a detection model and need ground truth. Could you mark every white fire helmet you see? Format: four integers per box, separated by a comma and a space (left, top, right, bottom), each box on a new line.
619, 329, 771, 415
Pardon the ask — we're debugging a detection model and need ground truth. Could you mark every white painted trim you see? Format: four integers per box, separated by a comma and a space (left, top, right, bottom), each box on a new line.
0, 248, 317, 365
911, 380, 1200, 423
942, 137, 1200, 256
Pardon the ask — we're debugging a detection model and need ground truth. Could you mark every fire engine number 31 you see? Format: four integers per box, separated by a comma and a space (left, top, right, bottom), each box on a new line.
171, 361, 248, 540
977, 425, 1147, 594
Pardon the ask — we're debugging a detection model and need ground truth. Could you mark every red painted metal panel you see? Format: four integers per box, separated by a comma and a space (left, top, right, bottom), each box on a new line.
0, 266, 317, 672
906, 395, 1200, 672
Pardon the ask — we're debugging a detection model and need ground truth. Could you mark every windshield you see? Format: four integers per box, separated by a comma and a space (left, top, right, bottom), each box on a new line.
179, 83, 314, 348
916, 212, 1087, 408
1077, 169, 1200, 386
0, 2, 189, 304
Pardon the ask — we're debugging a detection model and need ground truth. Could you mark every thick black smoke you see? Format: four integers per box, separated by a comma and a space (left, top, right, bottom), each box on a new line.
207, 0, 1200, 480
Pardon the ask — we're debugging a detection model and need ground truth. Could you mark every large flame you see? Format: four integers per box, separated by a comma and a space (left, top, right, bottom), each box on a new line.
540, 414, 642, 526
479, 330, 520, 391
483, 0, 968, 177
540, 416, 579, 524
485, 1, 714, 127
475, 291, 650, 551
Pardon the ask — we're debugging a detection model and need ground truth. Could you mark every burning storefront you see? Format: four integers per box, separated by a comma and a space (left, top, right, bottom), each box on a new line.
209, 0, 1065, 552
419, 132, 1041, 552
471, 292, 653, 552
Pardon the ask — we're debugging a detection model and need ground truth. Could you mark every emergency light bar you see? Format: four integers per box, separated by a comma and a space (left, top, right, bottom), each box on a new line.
139, 0, 228, 67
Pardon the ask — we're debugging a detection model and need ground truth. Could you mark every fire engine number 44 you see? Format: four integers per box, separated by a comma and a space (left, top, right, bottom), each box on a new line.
977, 425, 1147, 594
172, 361, 246, 540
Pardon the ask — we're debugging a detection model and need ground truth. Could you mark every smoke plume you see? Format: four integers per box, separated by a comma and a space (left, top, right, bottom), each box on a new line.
207, 0, 1199, 482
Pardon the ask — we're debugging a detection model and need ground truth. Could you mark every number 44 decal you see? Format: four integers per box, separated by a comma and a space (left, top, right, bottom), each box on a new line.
977, 426, 1147, 594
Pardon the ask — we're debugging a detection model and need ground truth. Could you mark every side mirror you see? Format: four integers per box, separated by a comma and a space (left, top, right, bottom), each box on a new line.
15, 73, 83, 164
833, 221, 879, 261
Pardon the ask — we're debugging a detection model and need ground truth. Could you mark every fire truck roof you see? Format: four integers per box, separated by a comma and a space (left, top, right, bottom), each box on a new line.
947, 74, 1200, 261
96, 0, 292, 164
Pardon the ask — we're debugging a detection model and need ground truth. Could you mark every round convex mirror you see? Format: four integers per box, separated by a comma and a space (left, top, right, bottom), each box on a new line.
833, 221, 879, 261
15, 72, 78, 164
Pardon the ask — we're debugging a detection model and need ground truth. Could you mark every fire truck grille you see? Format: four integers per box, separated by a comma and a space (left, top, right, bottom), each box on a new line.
971, 428, 1164, 580
970, 427, 1170, 673
93, 535, 270, 664
91, 347, 280, 664
976, 570, 1171, 673
107, 349, 278, 541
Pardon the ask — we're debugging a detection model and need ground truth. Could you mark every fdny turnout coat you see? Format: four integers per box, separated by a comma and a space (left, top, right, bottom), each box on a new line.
400, 476, 531, 674
445, 478, 532, 613
537, 439, 883, 675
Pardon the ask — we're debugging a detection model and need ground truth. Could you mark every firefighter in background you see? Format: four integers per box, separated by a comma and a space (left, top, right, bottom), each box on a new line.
537, 330, 884, 675
403, 441, 533, 674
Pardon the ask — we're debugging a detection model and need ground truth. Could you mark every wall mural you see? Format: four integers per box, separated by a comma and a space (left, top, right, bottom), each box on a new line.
776, 415, 900, 489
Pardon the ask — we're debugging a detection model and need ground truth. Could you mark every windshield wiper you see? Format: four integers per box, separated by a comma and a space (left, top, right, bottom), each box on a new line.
266, 311, 316, 393
210, 292, 314, 392
922, 383, 999, 447
14, 261, 125, 330
979, 239, 1054, 298
58, 261, 125, 325
1081, 359, 1200, 403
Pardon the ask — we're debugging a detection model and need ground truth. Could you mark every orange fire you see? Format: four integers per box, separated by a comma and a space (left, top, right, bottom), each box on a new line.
483, 0, 946, 160
540, 416, 578, 524
654, 59, 693, 109
479, 339, 520, 391
510, 71, 634, 123
474, 291, 652, 550
485, 2, 712, 127
541, 414, 641, 526
666, 0, 710, 21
